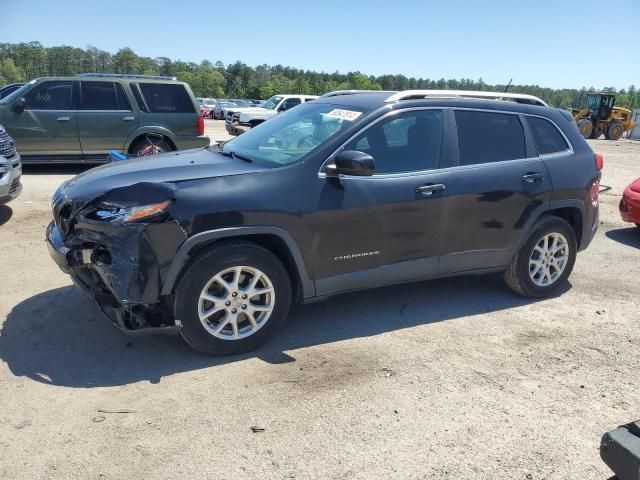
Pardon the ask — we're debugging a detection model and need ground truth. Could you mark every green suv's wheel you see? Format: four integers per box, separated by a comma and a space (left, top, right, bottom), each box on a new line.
174, 241, 292, 355
130, 137, 172, 156
504, 216, 577, 298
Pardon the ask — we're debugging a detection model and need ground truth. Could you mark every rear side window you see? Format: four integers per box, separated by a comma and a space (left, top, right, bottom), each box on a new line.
81, 81, 131, 110
138, 83, 195, 113
526, 116, 569, 155
455, 110, 525, 165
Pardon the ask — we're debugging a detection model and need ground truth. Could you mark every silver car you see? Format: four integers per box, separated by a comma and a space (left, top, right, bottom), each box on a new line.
0, 124, 22, 204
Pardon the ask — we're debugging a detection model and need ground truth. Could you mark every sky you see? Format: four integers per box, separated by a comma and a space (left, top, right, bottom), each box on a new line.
2, 0, 639, 90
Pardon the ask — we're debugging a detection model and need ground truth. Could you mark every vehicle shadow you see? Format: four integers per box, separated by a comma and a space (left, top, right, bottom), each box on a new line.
1, 275, 564, 388
21, 164, 97, 176
0, 205, 13, 226
605, 227, 640, 249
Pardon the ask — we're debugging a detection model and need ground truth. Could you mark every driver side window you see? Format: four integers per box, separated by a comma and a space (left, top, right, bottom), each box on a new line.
344, 109, 444, 174
25, 81, 73, 110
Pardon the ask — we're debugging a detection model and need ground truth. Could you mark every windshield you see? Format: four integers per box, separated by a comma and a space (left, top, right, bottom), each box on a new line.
203, 99, 216, 106
222, 102, 364, 166
230, 99, 249, 107
261, 95, 283, 110
0, 80, 35, 104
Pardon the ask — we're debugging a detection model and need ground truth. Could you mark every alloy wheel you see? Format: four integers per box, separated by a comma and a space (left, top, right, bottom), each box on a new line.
528, 233, 569, 287
198, 266, 275, 340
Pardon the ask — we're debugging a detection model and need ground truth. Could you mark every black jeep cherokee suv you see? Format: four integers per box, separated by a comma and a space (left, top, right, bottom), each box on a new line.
46, 90, 601, 355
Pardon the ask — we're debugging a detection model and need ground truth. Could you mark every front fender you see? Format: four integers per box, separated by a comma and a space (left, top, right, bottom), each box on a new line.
160, 226, 315, 299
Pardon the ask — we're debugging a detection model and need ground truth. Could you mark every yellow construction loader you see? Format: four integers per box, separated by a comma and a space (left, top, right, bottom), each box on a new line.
572, 93, 635, 140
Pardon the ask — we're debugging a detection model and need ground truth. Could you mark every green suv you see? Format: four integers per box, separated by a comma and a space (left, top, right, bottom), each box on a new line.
0, 74, 210, 163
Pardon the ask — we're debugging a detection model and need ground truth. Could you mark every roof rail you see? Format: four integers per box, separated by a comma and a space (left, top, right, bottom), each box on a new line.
384, 90, 548, 107
321, 89, 393, 98
76, 73, 178, 81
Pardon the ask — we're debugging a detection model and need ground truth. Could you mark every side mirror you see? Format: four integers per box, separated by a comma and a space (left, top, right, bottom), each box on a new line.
327, 150, 375, 177
14, 97, 26, 113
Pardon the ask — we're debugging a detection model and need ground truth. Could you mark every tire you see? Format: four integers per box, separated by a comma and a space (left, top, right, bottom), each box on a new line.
577, 119, 593, 139
504, 216, 577, 298
174, 241, 292, 355
129, 136, 172, 156
605, 121, 624, 141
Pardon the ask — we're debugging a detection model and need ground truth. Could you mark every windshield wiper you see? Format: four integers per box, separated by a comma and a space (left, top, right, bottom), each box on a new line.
219, 150, 253, 163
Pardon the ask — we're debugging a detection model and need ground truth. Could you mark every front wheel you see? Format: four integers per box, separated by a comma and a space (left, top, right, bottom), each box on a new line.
174, 241, 292, 355
504, 216, 577, 298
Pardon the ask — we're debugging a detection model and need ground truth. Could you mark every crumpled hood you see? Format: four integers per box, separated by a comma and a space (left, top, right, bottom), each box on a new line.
629, 178, 640, 194
60, 148, 266, 203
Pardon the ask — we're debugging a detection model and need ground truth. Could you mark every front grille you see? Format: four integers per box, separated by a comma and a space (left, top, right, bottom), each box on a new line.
8, 179, 20, 195
0, 131, 17, 158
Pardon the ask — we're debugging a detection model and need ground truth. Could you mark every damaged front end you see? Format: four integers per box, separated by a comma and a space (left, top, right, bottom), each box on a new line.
46, 181, 187, 334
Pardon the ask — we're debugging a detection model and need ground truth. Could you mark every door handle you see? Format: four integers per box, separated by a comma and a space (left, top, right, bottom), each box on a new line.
56, 116, 70, 122
416, 183, 446, 196
521, 172, 545, 183
122, 116, 135, 121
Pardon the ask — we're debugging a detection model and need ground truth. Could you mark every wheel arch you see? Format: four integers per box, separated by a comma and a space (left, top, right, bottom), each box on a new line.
161, 227, 315, 301
124, 127, 178, 153
526, 201, 587, 251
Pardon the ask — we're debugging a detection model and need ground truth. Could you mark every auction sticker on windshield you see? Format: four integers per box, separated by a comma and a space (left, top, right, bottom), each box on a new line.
326, 109, 362, 121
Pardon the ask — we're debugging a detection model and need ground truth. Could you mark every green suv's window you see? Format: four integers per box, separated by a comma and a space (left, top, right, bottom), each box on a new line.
24, 80, 73, 110
80, 81, 131, 111
138, 83, 195, 113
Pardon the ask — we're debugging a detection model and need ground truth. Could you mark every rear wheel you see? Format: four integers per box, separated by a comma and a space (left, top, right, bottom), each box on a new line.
577, 119, 593, 139
129, 136, 172, 156
605, 121, 624, 140
504, 216, 577, 298
174, 241, 292, 355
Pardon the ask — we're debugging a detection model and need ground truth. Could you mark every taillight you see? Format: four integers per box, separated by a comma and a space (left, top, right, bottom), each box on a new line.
595, 153, 603, 171
197, 115, 205, 136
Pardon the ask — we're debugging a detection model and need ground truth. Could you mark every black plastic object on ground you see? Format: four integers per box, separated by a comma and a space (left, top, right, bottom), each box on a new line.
601, 420, 640, 480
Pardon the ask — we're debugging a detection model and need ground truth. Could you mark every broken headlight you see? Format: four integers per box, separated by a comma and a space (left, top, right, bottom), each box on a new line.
91, 200, 172, 223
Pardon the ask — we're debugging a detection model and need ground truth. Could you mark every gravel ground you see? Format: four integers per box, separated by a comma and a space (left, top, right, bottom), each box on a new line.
0, 123, 639, 479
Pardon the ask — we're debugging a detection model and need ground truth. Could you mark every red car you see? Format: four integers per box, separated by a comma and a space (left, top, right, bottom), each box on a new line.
620, 177, 640, 228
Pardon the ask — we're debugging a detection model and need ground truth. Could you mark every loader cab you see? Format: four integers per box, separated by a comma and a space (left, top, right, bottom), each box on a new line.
586, 93, 616, 121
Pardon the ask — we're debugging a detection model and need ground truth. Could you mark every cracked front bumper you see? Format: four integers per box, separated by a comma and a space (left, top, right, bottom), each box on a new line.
46, 220, 186, 332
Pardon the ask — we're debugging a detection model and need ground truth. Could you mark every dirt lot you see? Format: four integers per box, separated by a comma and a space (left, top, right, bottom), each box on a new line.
0, 121, 639, 479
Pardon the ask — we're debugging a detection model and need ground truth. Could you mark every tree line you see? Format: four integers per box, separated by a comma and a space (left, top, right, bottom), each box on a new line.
1, 41, 638, 110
